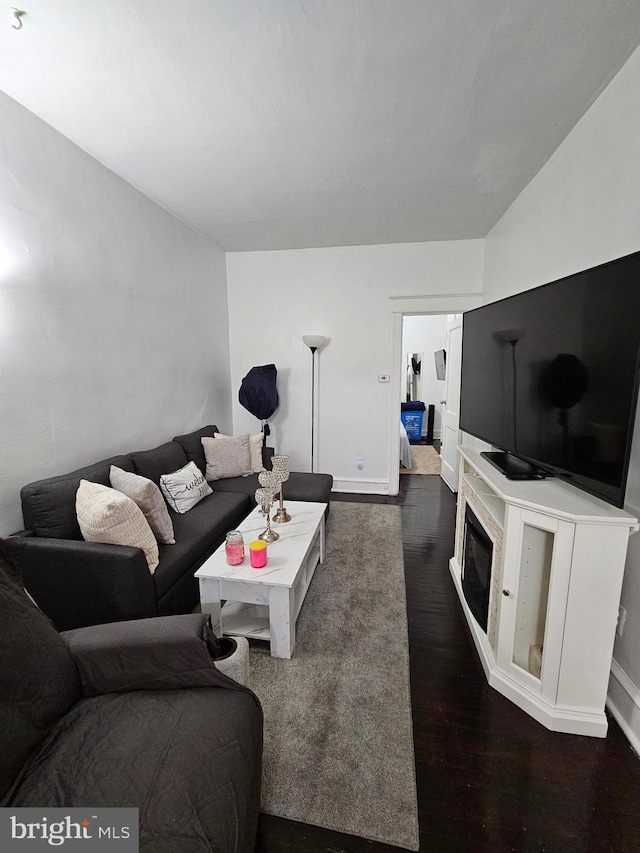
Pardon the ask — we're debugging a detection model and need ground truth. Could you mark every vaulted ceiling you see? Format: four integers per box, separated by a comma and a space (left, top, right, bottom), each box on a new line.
2, 1, 640, 250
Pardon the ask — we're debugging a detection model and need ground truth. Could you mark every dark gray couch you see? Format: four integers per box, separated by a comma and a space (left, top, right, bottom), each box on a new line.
17, 424, 333, 631
0, 544, 263, 853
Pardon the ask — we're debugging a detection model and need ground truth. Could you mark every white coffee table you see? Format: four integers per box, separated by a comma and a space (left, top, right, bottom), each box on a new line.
195, 501, 326, 658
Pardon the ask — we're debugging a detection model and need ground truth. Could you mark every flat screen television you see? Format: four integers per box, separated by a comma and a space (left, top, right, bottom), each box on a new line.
459, 250, 640, 507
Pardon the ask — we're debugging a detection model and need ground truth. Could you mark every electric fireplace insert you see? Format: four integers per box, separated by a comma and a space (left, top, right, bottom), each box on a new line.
462, 505, 493, 632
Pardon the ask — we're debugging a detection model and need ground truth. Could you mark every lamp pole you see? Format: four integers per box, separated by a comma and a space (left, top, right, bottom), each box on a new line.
310, 346, 318, 473
302, 336, 327, 473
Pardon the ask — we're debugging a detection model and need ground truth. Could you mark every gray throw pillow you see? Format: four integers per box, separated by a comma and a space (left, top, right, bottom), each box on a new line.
109, 466, 175, 544
214, 432, 265, 473
202, 435, 252, 480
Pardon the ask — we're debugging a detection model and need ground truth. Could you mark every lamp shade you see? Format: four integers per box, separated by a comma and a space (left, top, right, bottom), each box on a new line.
302, 335, 326, 351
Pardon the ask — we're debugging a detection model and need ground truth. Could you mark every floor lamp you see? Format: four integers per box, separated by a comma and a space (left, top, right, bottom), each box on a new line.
302, 335, 326, 473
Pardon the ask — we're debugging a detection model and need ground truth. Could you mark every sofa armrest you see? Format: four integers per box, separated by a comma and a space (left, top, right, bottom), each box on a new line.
19, 537, 158, 631
61, 614, 241, 696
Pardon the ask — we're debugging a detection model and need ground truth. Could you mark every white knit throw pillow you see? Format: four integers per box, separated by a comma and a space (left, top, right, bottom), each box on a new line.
76, 479, 159, 573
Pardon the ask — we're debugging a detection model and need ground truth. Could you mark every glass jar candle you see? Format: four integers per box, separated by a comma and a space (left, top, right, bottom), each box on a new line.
225, 531, 245, 565
249, 539, 267, 568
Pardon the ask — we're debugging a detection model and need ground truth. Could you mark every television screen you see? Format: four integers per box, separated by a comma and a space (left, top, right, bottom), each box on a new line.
460, 250, 640, 507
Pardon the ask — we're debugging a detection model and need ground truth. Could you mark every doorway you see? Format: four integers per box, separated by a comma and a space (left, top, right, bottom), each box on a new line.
388, 294, 483, 497
402, 314, 448, 445
400, 314, 448, 477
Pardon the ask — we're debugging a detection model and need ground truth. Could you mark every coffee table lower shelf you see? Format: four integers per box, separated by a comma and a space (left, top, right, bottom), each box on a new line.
221, 602, 271, 642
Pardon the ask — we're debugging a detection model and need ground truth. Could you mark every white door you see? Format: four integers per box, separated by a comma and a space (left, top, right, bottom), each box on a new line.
440, 314, 463, 491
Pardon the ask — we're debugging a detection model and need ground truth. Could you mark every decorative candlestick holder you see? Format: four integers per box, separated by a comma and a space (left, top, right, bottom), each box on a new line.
271, 454, 291, 523
255, 484, 279, 542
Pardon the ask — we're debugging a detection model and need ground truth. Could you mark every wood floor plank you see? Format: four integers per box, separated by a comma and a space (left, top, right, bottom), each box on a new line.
254, 475, 640, 852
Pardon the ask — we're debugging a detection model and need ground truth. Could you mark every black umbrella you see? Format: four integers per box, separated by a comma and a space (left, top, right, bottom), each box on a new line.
239, 364, 279, 437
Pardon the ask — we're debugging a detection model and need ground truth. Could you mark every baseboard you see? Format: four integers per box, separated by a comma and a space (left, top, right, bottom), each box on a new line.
607, 659, 640, 757
332, 478, 390, 495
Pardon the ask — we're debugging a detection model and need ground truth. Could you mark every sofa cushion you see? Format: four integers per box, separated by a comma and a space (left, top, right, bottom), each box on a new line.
0, 550, 81, 800
76, 480, 160, 573
20, 455, 136, 539
173, 425, 219, 476
153, 491, 250, 600
202, 435, 252, 480
211, 472, 261, 501
110, 466, 175, 544
130, 441, 188, 486
160, 462, 213, 514
282, 472, 333, 505
7, 687, 263, 853
61, 614, 230, 696
212, 471, 333, 507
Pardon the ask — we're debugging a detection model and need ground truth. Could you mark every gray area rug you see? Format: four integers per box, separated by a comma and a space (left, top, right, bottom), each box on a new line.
248, 501, 419, 851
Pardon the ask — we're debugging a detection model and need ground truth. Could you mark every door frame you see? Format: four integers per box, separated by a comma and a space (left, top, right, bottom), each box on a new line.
440, 313, 463, 491
388, 294, 482, 496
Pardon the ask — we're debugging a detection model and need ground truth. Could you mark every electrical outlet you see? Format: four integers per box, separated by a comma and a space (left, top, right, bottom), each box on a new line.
617, 606, 627, 637
378, 374, 390, 383
356, 456, 364, 470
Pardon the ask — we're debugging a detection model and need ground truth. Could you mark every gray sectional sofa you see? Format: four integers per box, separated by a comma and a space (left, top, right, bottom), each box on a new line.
17, 424, 333, 631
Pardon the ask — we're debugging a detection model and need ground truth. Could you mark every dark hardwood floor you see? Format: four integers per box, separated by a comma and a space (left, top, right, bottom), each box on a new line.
255, 475, 640, 853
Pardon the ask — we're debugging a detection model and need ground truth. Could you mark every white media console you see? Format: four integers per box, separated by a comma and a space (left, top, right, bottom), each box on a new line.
450, 445, 638, 737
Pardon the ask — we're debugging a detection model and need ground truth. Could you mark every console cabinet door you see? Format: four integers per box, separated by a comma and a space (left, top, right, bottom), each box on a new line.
497, 508, 574, 701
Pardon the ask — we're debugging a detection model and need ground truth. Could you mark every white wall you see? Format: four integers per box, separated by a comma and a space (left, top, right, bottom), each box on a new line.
0, 91, 232, 536
402, 314, 447, 437
227, 240, 483, 492
483, 43, 640, 748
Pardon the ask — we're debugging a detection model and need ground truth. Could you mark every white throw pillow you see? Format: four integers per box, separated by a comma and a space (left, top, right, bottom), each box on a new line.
76, 479, 159, 574
202, 435, 252, 480
214, 432, 264, 474
159, 461, 213, 513
109, 466, 175, 544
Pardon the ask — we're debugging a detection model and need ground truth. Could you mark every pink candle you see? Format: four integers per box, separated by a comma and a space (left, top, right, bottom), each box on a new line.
225, 531, 245, 565
250, 540, 267, 568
